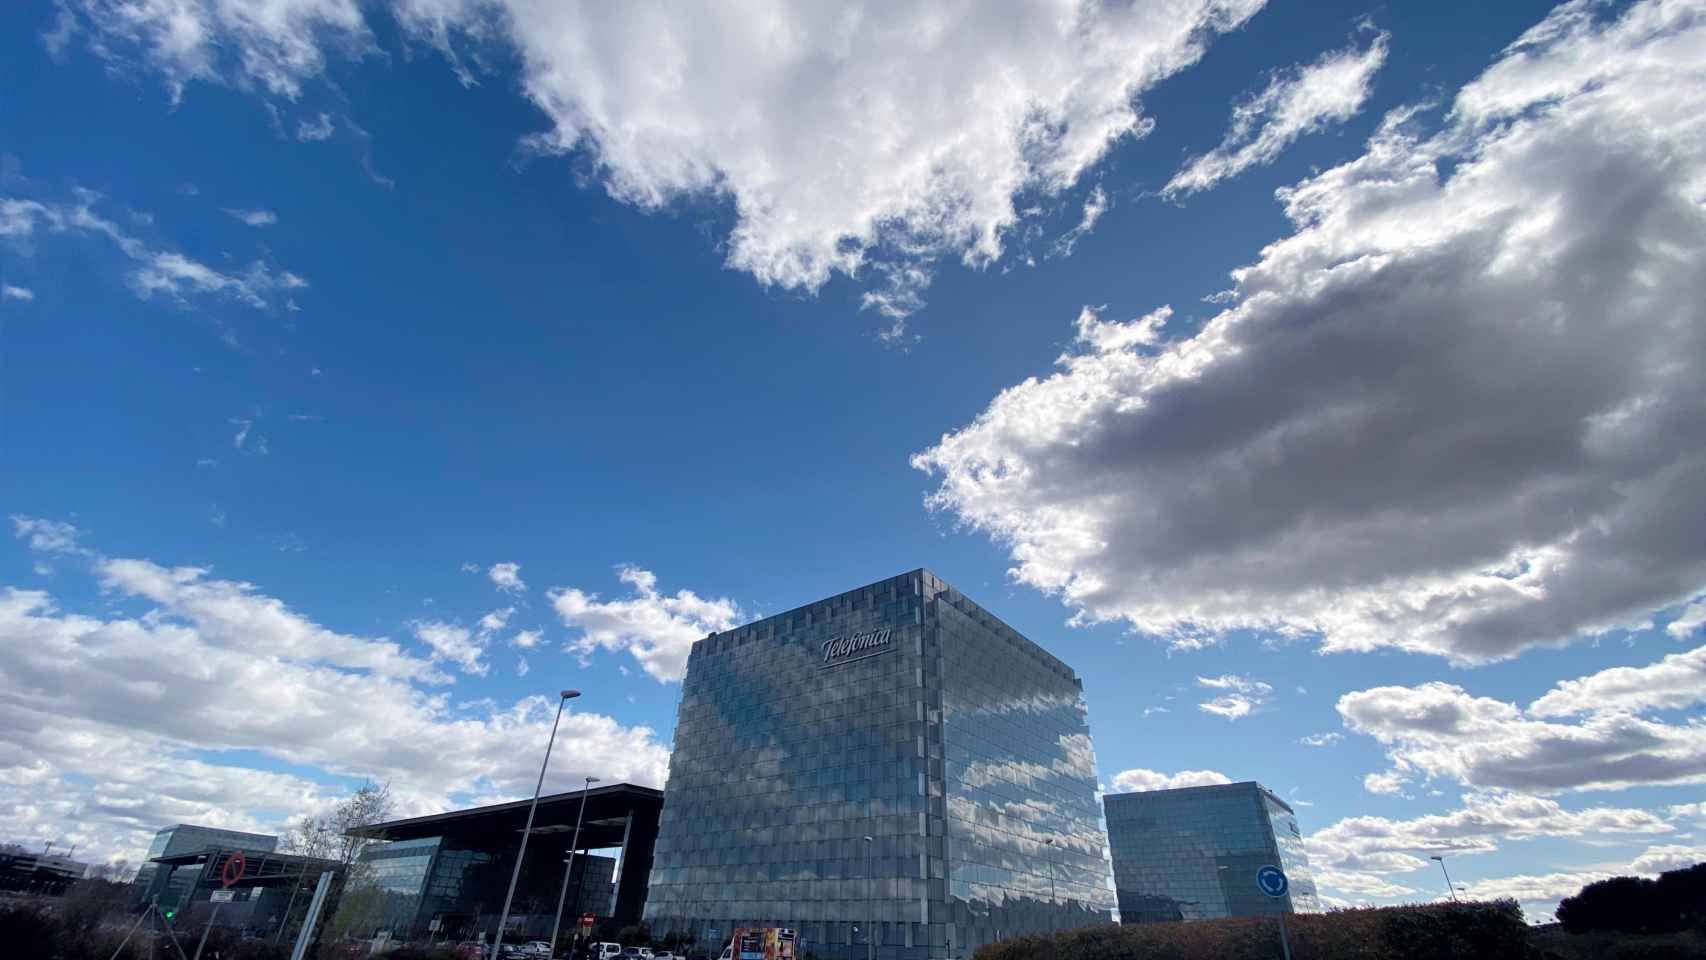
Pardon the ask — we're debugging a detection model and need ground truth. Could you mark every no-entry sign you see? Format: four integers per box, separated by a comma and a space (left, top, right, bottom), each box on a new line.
221, 852, 247, 889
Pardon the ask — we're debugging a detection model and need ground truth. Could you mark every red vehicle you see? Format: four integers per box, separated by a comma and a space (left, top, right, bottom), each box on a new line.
451, 942, 487, 960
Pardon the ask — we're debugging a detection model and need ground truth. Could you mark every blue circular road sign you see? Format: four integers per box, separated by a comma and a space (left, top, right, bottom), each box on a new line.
1256, 865, 1289, 898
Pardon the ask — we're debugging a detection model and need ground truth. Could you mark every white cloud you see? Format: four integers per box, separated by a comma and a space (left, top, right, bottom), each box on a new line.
511, 628, 541, 650
11, 516, 84, 555
412, 620, 488, 676
229, 418, 269, 455
0, 524, 669, 866
2, 285, 33, 301
1052, 185, 1111, 258
1668, 599, 1706, 639
2, 189, 303, 309
221, 207, 277, 227
487, 561, 525, 594
54, 0, 1267, 321
297, 112, 335, 141
1363, 771, 1408, 795
549, 566, 743, 682
476, 606, 513, 638
1631, 844, 1706, 874
1671, 802, 1706, 820
1108, 768, 1232, 793
1339, 650, 1706, 794
912, 0, 1706, 666
1307, 792, 1673, 905
1164, 27, 1389, 197
1196, 673, 1272, 720
1300, 732, 1343, 747
459, 562, 479, 574
1528, 644, 1706, 717
515, 655, 529, 677
1141, 705, 1169, 718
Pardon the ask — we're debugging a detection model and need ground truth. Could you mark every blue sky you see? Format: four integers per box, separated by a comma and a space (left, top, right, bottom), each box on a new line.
3, 0, 1704, 921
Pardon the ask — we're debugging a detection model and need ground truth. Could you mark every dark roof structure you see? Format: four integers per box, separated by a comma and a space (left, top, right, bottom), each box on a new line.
348, 781, 663, 849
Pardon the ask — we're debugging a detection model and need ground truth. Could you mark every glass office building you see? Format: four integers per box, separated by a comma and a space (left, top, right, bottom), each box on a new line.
362, 839, 615, 937
644, 570, 1117, 960
1102, 782, 1320, 923
135, 824, 279, 906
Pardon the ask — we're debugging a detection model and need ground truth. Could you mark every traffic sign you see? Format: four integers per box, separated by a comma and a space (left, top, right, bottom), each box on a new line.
221, 852, 247, 888
1256, 865, 1289, 898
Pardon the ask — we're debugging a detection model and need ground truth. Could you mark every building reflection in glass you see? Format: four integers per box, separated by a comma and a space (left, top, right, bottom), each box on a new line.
644, 570, 1117, 960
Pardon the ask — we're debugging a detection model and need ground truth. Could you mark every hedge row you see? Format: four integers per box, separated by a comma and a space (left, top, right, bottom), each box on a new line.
972, 900, 1537, 960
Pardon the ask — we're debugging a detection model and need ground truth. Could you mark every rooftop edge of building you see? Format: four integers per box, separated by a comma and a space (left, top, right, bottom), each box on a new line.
1103, 780, 1295, 817
687, 567, 1080, 684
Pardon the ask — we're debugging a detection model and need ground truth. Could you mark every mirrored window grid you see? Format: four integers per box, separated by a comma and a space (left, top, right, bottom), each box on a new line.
1103, 782, 1320, 923
645, 571, 1117, 960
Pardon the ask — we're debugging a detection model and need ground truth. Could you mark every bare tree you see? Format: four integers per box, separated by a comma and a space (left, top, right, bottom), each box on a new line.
278, 781, 396, 946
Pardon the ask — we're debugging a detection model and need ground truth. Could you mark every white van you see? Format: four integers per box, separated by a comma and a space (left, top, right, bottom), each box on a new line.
592, 943, 623, 960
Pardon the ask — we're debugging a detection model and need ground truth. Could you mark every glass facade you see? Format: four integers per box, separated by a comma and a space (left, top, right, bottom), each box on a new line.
644, 570, 1116, 960
135, 824, 279, 906
356, 837, 616, 940
1102, 782, 1319, 923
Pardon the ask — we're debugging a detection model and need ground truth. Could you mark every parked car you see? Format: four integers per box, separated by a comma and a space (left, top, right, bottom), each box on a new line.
451, 941, 486, 960
590, 943, 623, 960
619, 948, 651, 960
652, 952, 680, 960
509, 942, 553, 959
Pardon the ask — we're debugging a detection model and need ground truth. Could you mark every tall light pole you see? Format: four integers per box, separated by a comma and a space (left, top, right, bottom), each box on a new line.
1430, 855, 1459, 903
551, 776, 600, 958
863, 835, 874, 960
494, 690, 581, 960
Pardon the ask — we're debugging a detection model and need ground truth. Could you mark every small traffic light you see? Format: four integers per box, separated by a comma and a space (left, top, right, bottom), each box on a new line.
164, 910, 175, 920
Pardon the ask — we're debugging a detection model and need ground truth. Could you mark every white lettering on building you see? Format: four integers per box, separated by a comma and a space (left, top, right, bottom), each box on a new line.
821, 627, 895, 666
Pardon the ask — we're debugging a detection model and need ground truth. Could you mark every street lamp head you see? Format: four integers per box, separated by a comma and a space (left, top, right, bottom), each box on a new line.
585, 776, 600, 785
863, 835, 874, 842
560, 690, 582, 700
1044, 838, 1055, 846
1430, 855, 1445, 861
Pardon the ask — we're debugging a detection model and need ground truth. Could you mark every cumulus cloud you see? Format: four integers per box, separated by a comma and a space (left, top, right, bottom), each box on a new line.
511, 628, 541, 649
1107, 768, 1232, 793
1668, 599, 1706, 639
2, 190, 304, 309
1, 522, 669, 865
412, 620, 488, 676
2, 284, 33, 301
476, 606, 513, 638
487, 562, 525, 594
11, 516, 84, 556
52, 0, 1268, 320
1164, 26, 1389, 197
1528, 644, 1706, 717
1452, 844, 1706, 920
222, 207, 277, 227
1307, 792, 1673, 906
913, 0, 1706, 665
1339, 648, 1706, 794
549, 565, 743, 682
1196, 673, 1272, 719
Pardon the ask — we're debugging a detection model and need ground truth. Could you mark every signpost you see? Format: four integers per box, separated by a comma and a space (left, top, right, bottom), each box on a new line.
1255, 865, 1292, 960
194, 852, 250, 960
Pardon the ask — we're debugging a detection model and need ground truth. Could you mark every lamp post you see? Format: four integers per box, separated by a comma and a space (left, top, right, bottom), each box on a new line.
863, 835, 874, 960
551, 776, 600, 958
493, 690, 581, 960
1430, 855, 1459, 903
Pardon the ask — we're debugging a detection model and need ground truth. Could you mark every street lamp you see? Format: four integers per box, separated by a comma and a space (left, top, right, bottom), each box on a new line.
1430, 855, 1459, 903
863, 835, 874, 960
494, 690, 581, 960
551, 776, 601, 958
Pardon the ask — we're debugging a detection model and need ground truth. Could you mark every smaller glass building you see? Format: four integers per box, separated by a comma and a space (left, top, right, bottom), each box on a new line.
135, 824, 279, 907
1102, 782, 1319, 923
